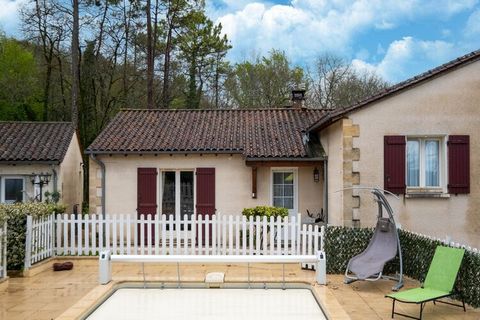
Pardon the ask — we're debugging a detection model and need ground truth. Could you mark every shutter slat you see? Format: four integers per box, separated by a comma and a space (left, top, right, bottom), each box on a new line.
384, 136, 406, 194
448, 135, 470, 194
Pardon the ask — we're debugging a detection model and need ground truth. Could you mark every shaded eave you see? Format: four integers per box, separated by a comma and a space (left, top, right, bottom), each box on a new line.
0, 160, 61, 165
84, 150, 326, 164
84, 150, 244, 155
308, 49, 480, 133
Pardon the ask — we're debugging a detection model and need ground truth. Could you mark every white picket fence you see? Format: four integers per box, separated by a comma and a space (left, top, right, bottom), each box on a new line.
25, 213, 324, 269
0, 222, 6, 280
24, 215, 55, 269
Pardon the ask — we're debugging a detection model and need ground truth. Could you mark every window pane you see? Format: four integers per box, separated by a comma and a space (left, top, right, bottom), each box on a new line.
273, 185, 283, 197
425, 140, 439, 186
284, 185, 293, 197
283, 173, 294, 184
284, 197, 294, 210
407, 140, 420, 187
180, 172, 194, 221
162, 171, 176, 216
5, 178, 23, 203
273, 172, 283, 184
273, 197, 284, 208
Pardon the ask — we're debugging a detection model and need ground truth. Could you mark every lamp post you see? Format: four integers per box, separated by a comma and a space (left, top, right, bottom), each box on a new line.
30, 173, 52, 202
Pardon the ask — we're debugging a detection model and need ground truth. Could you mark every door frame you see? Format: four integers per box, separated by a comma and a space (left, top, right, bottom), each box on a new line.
270, 168, 298, 218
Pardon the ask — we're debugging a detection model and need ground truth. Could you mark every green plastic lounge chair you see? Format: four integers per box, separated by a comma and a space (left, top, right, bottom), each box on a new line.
385, 246, 465, 320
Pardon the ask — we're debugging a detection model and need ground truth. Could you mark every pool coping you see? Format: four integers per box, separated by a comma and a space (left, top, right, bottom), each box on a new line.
56, 280, 350, 320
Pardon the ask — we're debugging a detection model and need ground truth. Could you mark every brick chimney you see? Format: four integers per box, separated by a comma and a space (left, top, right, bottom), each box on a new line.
291, 89, 306, 109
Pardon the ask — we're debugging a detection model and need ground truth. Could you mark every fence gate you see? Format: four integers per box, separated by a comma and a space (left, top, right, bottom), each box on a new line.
24, 215, 55, 269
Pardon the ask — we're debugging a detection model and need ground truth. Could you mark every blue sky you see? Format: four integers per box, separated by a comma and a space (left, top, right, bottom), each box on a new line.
207, 0, 480, 83
1, 0, 479, 83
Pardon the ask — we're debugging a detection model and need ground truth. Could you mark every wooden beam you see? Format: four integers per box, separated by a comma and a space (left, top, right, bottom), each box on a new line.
252, 167, 257, 198
246, 161, 324, 167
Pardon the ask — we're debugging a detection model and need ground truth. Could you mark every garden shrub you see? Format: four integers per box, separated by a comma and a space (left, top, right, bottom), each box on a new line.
242, 206, 289, 220
324, 226, 480, 308
0, 203, 66, 270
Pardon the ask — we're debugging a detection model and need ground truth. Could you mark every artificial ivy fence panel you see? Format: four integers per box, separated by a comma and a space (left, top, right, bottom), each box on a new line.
324, 226, 480, 308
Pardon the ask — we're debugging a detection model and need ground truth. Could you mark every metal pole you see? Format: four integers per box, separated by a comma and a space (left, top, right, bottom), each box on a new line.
142, 262, 146, 289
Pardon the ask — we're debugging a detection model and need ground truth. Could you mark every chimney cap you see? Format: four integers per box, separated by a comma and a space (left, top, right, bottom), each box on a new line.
291, 89, 306, 101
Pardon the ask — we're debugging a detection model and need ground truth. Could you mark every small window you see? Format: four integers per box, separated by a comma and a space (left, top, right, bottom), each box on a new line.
272, 171, 295, 210
406, 138, 443, 189
2, 177, 25, 203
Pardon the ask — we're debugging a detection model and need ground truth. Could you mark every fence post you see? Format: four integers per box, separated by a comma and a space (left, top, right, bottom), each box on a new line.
320, 225, 325, 252
24, 215, 33, 270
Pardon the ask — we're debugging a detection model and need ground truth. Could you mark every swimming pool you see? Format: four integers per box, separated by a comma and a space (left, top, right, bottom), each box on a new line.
85, 287, 327, 320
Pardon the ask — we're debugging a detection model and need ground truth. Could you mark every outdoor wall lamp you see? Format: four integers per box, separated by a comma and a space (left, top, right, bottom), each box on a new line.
30, 172, 52, 201
313, 167, 320, 183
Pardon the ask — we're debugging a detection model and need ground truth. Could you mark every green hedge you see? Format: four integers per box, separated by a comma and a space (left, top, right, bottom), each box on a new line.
324, 226, 480, 308
0, 203, 65, 270
242, 206, 289, 220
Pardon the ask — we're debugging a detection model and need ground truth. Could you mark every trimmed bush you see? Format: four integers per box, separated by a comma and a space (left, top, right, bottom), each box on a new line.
0, 203, 66, 270
324, 226, 480, 308
242, 206, 289, 220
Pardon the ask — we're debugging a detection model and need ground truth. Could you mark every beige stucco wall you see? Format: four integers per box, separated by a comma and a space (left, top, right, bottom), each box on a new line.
88, 154, 323, 220
319, 121, 344, 226
58, 132, 84, 213
321, 59, 480, 247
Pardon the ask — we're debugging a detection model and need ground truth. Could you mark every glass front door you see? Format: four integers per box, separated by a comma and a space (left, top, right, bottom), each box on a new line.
161, 171, 194, 229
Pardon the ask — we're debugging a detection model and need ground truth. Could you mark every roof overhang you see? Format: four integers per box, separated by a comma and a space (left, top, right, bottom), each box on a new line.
0, 160, 60, 165
85, 150, 244, 155
245, 157, 325, 167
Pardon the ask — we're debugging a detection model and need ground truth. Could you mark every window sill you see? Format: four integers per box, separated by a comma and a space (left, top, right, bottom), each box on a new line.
405, 190, 450, 198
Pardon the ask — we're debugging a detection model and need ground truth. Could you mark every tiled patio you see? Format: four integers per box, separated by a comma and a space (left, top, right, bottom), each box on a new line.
0, 258, 478, 320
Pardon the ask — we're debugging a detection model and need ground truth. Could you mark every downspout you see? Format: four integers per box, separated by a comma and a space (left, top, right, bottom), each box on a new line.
50, 166, 58, 193
323, 159, 328, 225
90, 154, 106, 219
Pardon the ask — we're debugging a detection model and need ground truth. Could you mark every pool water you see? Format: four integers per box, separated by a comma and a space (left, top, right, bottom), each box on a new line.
86, 288, 327, 320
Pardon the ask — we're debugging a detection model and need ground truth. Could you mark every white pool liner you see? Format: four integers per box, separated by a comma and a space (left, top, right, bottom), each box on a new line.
86, 288, 327, 320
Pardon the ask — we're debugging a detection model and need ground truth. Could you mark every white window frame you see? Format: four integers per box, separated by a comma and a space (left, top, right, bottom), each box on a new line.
158, 169, 196, 220
406, 136, 447, 193
270, 168, 298, 218
1, 176, 25, 203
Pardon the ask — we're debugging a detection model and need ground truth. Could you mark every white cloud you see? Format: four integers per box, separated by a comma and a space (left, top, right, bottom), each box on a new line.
0, 0, 27, 35
215, 0, 478, 64
352, 37, 460, 82
464, 9, 480, 38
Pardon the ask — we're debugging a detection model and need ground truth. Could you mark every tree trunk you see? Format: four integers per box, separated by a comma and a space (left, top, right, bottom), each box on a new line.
162, 26, 173, 108
146, 0, 154, 109
42, 63, 52, 121
71, 0, 80, 129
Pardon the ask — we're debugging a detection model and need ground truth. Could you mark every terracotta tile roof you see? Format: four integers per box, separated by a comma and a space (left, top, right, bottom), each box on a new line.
87, 108, 327, 158
0, 122, 75, 162
308, 49, 480, 132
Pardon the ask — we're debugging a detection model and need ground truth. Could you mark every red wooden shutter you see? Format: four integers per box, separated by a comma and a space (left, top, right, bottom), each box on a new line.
196, 168, 215, 216
384, 136, 406, 194
448, 135, 470, 194
137, 168, 158, 217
